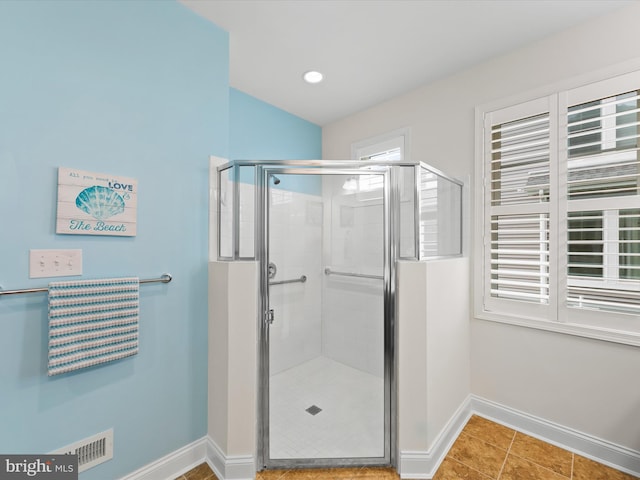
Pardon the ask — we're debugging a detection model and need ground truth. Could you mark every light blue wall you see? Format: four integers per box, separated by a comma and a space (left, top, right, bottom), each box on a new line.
230, 88, 321, 160
0, 1, 228, 478
230, 88, 322, 194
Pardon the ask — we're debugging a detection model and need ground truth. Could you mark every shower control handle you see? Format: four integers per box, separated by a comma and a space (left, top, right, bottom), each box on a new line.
266, 309, 275, 325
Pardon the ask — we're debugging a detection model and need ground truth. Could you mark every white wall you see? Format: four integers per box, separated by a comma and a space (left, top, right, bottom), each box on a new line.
425, 258, 470, 448
323, 3, 640, 453
471, 320, 640, 450
208, 261, 258, 458
397, 258, 470, 477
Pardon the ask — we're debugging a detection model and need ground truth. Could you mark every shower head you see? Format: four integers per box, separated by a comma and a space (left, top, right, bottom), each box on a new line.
272, 175, 281, 185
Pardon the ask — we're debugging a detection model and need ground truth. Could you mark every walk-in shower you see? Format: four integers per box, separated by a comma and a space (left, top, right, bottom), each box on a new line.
216, 160, 462, 471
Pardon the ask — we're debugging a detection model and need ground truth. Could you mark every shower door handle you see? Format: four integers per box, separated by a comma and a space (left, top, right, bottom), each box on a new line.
265, 309, 275, 326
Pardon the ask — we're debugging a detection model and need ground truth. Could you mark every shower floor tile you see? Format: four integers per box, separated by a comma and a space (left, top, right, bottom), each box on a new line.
269, 356, 384, 460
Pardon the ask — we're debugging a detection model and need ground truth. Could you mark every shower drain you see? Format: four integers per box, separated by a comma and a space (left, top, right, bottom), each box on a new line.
305, 405, 322, 415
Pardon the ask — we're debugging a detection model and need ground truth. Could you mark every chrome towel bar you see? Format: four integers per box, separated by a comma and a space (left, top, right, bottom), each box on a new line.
0, 273, 172, 297
269, 275, 307, 286
324, 268, 382, 280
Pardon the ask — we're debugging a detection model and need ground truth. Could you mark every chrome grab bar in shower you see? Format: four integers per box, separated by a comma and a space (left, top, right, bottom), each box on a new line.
324, 268, 383, 280
269, 275, 307, 286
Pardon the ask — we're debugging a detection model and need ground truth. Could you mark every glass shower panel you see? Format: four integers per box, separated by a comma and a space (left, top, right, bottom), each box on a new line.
238, 165, 255, 258
419, 166, 462, 258
218, 166, 233, 258
268, 171, 385, 462
399, 166, 416, 259
213, 158, 464, 469
420, 169, 439, 258
436, 177, 462, 256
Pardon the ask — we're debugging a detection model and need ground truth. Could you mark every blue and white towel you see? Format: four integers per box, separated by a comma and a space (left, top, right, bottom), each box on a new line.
48, 277, 139, 376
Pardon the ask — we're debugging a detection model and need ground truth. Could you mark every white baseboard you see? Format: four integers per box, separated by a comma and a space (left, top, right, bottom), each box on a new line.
118, 436, 208, 480
399, 394, 640, 479
117, 436, 254, 480
399, 396, 473, 479
121, 397, 640, 479
470, 395, 640, 478
206, 437, 255, 480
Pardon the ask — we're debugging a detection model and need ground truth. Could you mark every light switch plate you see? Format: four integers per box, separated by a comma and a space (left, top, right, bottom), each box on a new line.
30, 249, 83, 278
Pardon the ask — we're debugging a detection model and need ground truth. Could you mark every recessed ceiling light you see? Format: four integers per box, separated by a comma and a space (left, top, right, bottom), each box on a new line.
303, 71, 324, 84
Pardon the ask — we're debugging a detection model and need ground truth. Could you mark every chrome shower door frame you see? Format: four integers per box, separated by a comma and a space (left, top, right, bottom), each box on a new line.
256, 164, 398, 471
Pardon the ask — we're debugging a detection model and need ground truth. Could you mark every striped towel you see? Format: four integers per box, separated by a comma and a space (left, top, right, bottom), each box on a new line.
48, 277, 139, 376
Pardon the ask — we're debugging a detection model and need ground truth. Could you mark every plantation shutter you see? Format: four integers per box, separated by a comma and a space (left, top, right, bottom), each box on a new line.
483, 97, 557, 319
563, 73, 640, 320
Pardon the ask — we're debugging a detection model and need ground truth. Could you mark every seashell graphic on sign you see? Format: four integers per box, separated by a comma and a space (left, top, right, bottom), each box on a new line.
56, 167, 137, 236
75, 185, 126, 221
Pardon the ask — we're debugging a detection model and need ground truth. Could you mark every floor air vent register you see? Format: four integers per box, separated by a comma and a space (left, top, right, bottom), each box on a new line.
52, 428, 114, 473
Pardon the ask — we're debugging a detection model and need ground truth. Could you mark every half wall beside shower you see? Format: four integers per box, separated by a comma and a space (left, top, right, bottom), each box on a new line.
214, 159, 462, 471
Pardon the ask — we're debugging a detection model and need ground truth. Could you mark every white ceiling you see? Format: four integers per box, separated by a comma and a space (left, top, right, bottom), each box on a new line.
181, 0, 634, 126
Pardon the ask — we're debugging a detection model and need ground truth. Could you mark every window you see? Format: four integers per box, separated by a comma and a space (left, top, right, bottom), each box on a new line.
565, 89, 640, 318
478, 70, 640, 342
352, 131, 406, 192
351, 129, 417, 259
352, 131, 407, 162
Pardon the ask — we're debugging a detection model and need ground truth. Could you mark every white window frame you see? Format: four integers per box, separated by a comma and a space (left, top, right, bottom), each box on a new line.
350, 128, 410, 197
481, 96, 559, 322
475, 68, 640, 347
351, 127, 410, 162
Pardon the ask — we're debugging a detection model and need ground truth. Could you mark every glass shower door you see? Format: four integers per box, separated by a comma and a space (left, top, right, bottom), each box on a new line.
262, 168, 390, 468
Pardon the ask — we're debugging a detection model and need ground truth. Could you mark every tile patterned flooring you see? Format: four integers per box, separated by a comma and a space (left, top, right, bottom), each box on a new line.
270, 356, 384, 459
434, 415, 637, 479
176, 415, 638, 480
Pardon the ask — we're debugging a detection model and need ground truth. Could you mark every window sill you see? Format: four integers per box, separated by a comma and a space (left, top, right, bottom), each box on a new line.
475, 311, 640, 348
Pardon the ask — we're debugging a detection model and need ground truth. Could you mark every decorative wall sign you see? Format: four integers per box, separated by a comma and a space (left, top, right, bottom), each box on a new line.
56, 167, 137, 236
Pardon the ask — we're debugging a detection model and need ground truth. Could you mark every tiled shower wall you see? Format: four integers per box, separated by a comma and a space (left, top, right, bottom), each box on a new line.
321, 176, 385, 378
268, 187, 324, 375
221, 176, 386, 378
